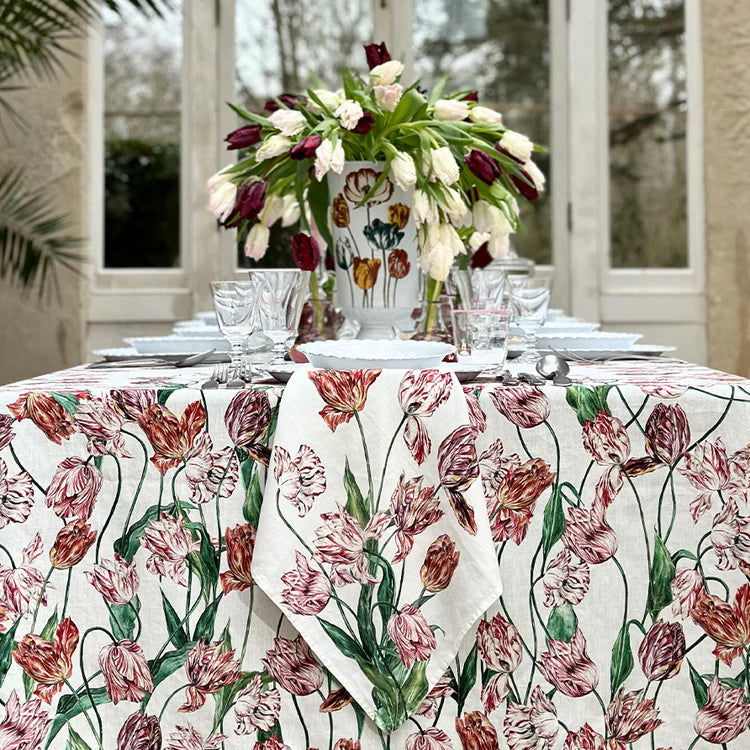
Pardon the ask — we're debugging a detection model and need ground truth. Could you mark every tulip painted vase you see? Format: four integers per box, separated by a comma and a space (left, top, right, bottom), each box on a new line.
328, 161, 419, 338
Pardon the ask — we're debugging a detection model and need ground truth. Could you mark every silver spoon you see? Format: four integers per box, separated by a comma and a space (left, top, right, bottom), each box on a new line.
536, 353, 572, 386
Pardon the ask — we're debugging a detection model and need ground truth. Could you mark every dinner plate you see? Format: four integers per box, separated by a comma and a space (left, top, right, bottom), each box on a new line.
534, 331, 642, 351
92, 347, 230, 363
124, 335, 230, 354
297, 339, 455, 370
507, 344, 676, 361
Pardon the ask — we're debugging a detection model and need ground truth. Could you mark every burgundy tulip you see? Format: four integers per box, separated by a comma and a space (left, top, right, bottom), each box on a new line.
290, 134, 323, 160
510, 170, 539, 201
364, 41, 391, 69
117, 712, 161, 750
226, 180, 266, 227
462, 91, 479, 102
292, 232, 320, 271
264, 93, 299, 112
465, 149, 501, 185
352, 111, 376, 134
645, 403, 690, 465
638, 619, 685, 681
225, 123, 262, 150
470, 242, 492, 269
420, 534, 459, 592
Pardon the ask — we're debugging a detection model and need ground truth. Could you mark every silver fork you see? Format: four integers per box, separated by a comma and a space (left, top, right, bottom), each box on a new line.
550, 348, 684, 364
202, 364, 227, 389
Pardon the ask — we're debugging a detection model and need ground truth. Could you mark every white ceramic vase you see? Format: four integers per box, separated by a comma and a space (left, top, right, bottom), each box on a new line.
328, 161, 419, 338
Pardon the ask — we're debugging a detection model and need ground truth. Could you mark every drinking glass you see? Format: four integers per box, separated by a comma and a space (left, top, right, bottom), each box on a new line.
247, 269, 309, 364
451, 309, 511, 368
507, 276, 552, 363
211, 281, 259, 376
450, 267, 508, 309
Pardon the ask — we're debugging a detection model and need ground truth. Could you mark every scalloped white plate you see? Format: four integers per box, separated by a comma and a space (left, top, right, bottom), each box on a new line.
298, 340, 455, 370
535, 331, 642, 350
124, 335, 230, 354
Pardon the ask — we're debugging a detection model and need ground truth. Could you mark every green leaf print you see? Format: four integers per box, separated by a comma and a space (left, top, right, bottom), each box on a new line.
610, 621, 634, 695
547, 604, 578, 643
647, 534, 676, 620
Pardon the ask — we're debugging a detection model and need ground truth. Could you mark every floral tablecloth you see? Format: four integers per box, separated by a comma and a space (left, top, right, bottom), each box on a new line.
1, 360, 750, 750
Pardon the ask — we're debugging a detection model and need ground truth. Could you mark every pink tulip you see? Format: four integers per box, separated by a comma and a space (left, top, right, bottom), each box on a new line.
438, 425, 480, 535
680, 438, 731, 521
638, 620, 685, 681
273, 444, 326, 517
710, 497, 750, 571
463, 386, 487, 433
398, 370, 453, 464
645, 403, 690, 464
605, 688, 662, 747
670, 567, 704, 619
0, 413, 14, 451
165, 724, 227, 750
562, 724, 606, 750
234, 673, 281, 733
99, 640, 154, 704
490, 385, 550, 428
0, 690, 50, 749
75, 394, 130, 457
262, 636, 323, 696
85, 554, 139, 605
281, 551, 331, 615
386, 604, 437, 669
0, 457, 33, 529
539, 629, 599, 698
504, 685, 558, 749
390, 473, 442, 562
477, 438, 520, 501
543, 548, 590, 608
116, 712, 161, 750
415, 671, 454, 719
695, 675, 750, 744
181, 640, 240, 711
46, 456, 103, 520
111, 389, 157, 421
183, 433, 238, 505
405, 727, 454, 750
142, 513, 200, 587
562, 501, 617, 565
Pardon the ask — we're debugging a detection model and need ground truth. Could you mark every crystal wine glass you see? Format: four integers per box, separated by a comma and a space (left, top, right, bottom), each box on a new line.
450, 267, 508, 310
507, 276, 551, 364
210, 281, 259, 378
247, 269, 309, 364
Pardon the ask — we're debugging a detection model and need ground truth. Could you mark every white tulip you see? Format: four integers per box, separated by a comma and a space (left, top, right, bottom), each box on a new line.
469, 231, 491, 251
524, 159, 546, 194
438, 186, 469, 225
469, 106, 503, 126
498, 130, 534, 163
412, 189, 439, 226
370, 59, 404, 85
391, 151, 417, 191
433, 99, 469, 121
334, 99, 364, 130
418, 223, 462, 281
260, 193, 285, 227
307, 88, 344, 114
244, 223, 270, 261
281, 194, 301, 227
268, 109, 306, 137
256, 134, 292, 161
374, 83, 403, 113
314, 138, 345, 180
430, 147, 460, 185
207, 168, 236, 222
488, 230, 510, 259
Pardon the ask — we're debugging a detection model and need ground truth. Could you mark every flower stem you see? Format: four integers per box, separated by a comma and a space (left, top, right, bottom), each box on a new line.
423, 278, 442, 337
239, 586, 254, 667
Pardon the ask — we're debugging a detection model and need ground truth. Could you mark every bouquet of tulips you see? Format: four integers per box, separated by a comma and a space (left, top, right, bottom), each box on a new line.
208, 41, 545, 282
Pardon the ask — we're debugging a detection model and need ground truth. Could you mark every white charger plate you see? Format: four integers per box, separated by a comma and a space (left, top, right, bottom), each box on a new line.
92, 347, 229, 363
297, 340, 455, 370
508, 344, 676, 361
124, 335, 230, 354
535, 331, 642, 351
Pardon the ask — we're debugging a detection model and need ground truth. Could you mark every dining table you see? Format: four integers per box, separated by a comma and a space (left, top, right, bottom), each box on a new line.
1, 356, 749, 750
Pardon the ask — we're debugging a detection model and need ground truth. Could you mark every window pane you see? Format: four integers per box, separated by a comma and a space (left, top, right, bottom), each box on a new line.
234, 0, 372, 267
608, 0, 687, 268
103, 3, 181, 268
413, 0, 551, 265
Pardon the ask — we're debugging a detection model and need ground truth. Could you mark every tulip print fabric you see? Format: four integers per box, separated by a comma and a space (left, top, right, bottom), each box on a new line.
2, 360, 750, 750
252, 369, 502, 732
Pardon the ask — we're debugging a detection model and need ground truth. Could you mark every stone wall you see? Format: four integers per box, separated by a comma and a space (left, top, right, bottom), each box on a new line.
703, 1, 750, 376
0, 40, 88, 386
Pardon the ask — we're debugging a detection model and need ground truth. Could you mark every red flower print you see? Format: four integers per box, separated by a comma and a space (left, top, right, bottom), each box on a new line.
262, 636, 324, 696
455, 711, 500, 750
562, 724, 605, 750
319, 686, 354, 713
679, 438, 731, 521
538, 628, 599, 698
7, 391, 78, 443
308, 369, 381, 432
142, 513, 200, 587
390, 473, 442, 562
387, 249, 411, 279
220, 523, 256, 594
476, 612, 523, 712
0, 413, 14, 450
224, 390, 272, 464
0, 690, 50, 749
46, 456, 103, 520
638, 620, 685, 681
710, 497, 750, 571
13, 618, 78, 702
690, 583, 750, 666
234, 673, 281, 733
386, 603, 437, 668
463, 386, 487, 433
670, 567, 704, 619
183, 433, 238, 505
281, 551, 331, 615
253, 736, 291, 750
694, 675, 750, 744
645, 403, 690, 464
605, 688, 662, 749
490, 385, 549, 429
85, 554, 139, 605
582, 412, 630, 507
478, 439, 520, 501
405, 727, 453, 750
0, 534, 48, 625
562, 501, 617, 565
333, 740, 361, 750
399, 370, 453, 465
415, 671, 454, 719
181, 639, 240, 711
314, 504, 390, 586
49, 519, 97, 569
504, 685, 558, 749
165, 724, 227, 749
99, 639, 154, 704
0, 457, 33, 528
273, 444, 326, 516
438, 425, 479, 535
76, 394, 131, 457
542, 548, 590, 608
117, 712, 162, 750
111, 389, 157, 422
138, 400, 206, 474
420, 534, 460, 593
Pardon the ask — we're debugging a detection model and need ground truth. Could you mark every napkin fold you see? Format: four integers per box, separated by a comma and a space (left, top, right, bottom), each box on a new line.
252, 368, 502, 731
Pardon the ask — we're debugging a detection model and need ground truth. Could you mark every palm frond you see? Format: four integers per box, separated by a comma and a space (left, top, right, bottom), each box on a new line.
0, 169, 86, 298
